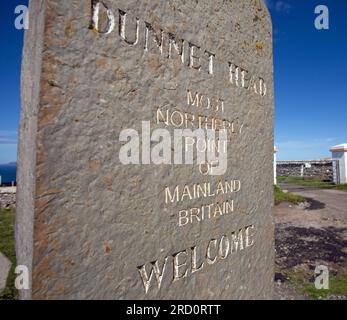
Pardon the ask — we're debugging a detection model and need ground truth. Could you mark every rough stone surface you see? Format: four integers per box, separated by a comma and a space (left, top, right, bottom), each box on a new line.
0, 191, 16, 210
277, 160, 334, 181
17, 0, 274, 299
0, 253, 11, 293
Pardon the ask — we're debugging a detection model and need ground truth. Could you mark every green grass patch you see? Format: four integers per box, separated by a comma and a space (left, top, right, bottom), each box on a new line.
0, 208, 18, 300
335, 184, 347, 191
286, 269, 347, 300
274, 185, 305, 205
278, 176, 347, 191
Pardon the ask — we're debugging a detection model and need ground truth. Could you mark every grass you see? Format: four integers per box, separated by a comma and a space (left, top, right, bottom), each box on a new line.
278, 176, 347, 191
0, 208, 18, 300
274, 185, 305, 205
286, 269, 347, 300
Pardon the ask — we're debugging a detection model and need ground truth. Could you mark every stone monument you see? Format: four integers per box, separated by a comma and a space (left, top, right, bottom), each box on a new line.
17, 0, 274, 299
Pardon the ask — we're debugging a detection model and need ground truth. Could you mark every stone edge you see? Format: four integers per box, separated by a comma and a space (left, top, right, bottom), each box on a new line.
16, 0, 46, 300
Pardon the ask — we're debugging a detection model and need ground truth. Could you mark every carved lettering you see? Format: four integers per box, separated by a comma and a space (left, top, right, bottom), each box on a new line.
90, 4, 267, 96
136, 225, 257, 294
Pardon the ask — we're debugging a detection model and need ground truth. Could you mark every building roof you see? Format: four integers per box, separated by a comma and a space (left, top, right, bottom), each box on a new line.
330, 143, 347, 152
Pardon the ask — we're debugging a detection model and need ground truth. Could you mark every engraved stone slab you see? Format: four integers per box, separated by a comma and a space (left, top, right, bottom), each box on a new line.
17, 0, 274, 299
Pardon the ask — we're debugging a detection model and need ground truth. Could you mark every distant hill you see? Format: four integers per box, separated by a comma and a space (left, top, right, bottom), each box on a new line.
0, 163, 17, 184
0, 162, 16, 167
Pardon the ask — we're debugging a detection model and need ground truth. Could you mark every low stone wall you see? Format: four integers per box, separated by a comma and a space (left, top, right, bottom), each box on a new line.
277, 160, 334, 181
0, 187, 16, 210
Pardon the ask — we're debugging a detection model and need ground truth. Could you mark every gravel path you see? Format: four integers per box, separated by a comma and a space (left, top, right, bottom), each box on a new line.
274, 184, 347, 300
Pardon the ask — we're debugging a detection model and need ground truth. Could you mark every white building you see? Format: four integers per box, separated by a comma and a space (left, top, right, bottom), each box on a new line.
330, 144, 347, 184
274, 146, 278, 185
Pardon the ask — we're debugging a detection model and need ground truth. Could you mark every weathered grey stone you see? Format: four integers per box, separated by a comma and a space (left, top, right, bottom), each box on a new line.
0, 187, 16, 210
0, 252, 11, 293
0, 193, 16, 210
17, 0, 274, 299
277, 160, 334, 182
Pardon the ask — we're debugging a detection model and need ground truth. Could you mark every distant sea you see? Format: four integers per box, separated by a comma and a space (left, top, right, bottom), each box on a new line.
0, 163, 17, 184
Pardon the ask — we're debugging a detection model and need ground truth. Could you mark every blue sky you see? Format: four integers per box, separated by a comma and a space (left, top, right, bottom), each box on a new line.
267, 0, 347, 160
0, 0, 346, 163
0, 0, 27, 164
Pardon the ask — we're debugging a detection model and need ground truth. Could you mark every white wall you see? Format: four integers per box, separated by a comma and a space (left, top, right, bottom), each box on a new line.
331, 151, 347, 184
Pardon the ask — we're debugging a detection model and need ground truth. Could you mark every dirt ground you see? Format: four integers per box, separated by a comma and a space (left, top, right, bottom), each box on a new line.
274, 184, 347, 300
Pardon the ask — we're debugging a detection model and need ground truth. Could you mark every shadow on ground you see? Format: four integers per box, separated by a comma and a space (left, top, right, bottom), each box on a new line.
304, 198, 326, 210
276, 225, 347, 269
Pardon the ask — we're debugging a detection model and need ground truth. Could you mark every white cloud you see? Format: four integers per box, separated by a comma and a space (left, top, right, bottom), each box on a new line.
277, 138, 337, 150
275, 1, 291, 13
265, 0, 291, 13
0, 131, 18, 145
275, 138, 340, 160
